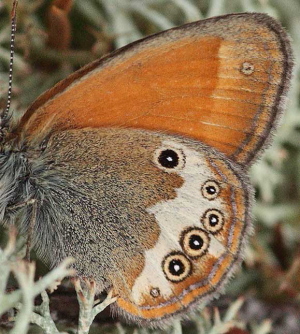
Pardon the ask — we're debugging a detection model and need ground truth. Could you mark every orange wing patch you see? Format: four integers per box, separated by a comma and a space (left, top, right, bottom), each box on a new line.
16, 13, 293, 167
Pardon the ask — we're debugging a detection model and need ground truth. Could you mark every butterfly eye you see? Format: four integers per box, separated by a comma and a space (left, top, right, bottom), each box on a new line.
201, 180, 220, 200
154, 147, 185, 172
162, 252, 192, 282
201, 209, 224, 233
180, 227, 209, 258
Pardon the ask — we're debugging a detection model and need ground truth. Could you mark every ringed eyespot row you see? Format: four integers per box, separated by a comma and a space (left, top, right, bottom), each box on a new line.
162, 252, 192, 282
162, 228, 211, 284
201, 180, 220, 200
180, 227, 210, 258
202, 209, 224, 233
154, 147, 185, 172
150, 287, 160, 298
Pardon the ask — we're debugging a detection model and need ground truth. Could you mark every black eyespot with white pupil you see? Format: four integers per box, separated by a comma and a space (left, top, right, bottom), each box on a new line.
162, 252, 191, 282
169, 259, 184, 275
207, 186, 216, 195
189, 234, 203, 250
202, 209, 224, 233
154, 146, 186, 172
209, 214, 219, 226
201, 180, 220, 200
158, 149, 179, 168
180, 227, 209, 258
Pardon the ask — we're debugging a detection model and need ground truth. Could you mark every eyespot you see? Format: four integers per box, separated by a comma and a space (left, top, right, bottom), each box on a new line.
154, 147, 185, 172
180, 227, 210, 258
240, 61, 255, 75
150, 287, 160, 298
162, 252, 192, 282
201, 209, 224, 233
201, 180, 220, 200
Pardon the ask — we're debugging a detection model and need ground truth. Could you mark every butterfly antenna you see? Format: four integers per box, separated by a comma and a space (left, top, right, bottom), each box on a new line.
0, 0, 18, 139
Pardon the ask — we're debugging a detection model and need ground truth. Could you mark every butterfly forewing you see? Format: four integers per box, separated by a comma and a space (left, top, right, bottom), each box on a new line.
15, 13, 293, 167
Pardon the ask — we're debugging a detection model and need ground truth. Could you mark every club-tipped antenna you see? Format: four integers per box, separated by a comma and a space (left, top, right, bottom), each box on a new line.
0, 0, 18, 137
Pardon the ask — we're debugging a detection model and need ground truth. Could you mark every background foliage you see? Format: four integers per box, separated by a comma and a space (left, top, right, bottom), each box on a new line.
0, 0, 300, 333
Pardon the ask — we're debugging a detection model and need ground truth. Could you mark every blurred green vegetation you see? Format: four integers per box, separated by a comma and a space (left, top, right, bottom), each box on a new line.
0, 0, 300, 333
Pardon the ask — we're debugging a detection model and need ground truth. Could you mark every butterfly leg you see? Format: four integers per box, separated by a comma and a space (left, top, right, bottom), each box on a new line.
5, 198, 36, 212
6, 198, 37, 261
25, 199, 38, 261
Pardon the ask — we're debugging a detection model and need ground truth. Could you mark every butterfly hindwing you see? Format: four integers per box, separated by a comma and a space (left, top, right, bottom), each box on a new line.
110, 130, 252, 324
29, 128, 251, 324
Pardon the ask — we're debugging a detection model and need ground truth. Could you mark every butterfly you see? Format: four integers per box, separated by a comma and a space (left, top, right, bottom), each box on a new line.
0, 4, 294, 327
